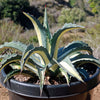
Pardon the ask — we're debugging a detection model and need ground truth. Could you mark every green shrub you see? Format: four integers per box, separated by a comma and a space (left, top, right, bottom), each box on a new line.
88, 0, 100, 15
0, 0, 30, 23
58, 8, 86, 24
69, 0, 77, 7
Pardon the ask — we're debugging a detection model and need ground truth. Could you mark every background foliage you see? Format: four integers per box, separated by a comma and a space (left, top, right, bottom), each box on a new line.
89, 0, 100, 15
0, 0, 30, 23
58, 7, 86, 24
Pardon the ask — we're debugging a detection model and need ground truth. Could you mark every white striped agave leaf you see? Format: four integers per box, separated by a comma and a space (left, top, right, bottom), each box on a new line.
71, 53, 100, 67
70, 53, 100, 79
0, 54, 38, 75
21, 46, 51, 71
57, 41, 93, 62
22, 7, 91, 87
50, 23, 85, 60
23, 7, 51, 53
20, 46, 51, 95
0, 53, 39, 88
50, 41, 93, 72
53, 57, 83, 83
0, 41, 39, 69
37, 67, 46, 96
52, 40, 100, 83
0, 41, 27, 53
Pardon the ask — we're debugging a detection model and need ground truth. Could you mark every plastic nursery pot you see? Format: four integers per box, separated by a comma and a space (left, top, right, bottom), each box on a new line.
0, 64, 100, 100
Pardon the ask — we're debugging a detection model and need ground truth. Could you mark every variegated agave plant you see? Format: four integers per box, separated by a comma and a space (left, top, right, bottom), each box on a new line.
0, 7, 100, 95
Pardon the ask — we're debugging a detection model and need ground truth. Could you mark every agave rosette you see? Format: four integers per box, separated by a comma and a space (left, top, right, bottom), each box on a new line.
0, 7, 100, 95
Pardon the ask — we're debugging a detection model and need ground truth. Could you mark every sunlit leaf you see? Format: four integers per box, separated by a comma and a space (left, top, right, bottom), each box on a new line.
71, 54, 100, 67
0, 41, 27, 52
51, 23, 84, 60
23, 12, 51, 52
59, 67, 70, 85
21, 46, 51, 71
53, 57, 83, 82
37, 67, 46, 96
43, 6, 51, 40
58, 41, 92, 61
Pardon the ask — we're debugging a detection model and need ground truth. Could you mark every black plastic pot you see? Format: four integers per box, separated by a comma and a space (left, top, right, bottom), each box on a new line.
0, 65, 100, 100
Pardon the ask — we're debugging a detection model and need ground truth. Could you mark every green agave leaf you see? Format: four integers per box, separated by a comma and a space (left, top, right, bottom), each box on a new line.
58, 41, 92, 62
59, 67, 70, 85
0, 54, 38, 75
23, 44, 39, 65
37, 67, 46, 96
9, 63, 38, 75
25, 44, 43, 65
0, 54, 21, 71
0, 54, 9, 61
23, 12, 51, 52
49, 63, 59, 72
51, 23, 84, 60
23, 44, 34, 54
0, 41, 27, 52
25, 63, 38, 76
60, 61, 83, 82
0, 42, 44, 71
68, 52, 82, 59
43, 7, 51, 53
26, 56, 45, 76
23, 44, 42, 63
71, 54, 100, 67
21, 46, 51, 71
22, 44, 47, 70
53, 57, 83, 82
9, 63, 21, 69
43, 6, 51, 40
3, 69, 36, 83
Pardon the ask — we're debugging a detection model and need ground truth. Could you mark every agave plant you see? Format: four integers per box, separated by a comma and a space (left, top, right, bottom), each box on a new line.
0, 7, 100, 95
